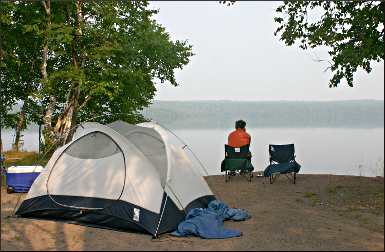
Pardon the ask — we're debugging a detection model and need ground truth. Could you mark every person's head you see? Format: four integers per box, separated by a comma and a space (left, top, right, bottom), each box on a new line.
235, 120, 246, 130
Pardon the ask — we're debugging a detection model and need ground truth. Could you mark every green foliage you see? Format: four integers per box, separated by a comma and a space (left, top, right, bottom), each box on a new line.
1, 1, 193, 146
71, 1, 194, 124
0, 2, 44, 129
274, 1, 384, 87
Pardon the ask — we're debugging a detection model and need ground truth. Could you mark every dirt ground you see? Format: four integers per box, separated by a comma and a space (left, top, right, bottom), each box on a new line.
1, 174, 384, 251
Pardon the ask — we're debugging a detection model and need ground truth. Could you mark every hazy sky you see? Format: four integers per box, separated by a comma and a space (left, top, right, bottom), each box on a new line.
148, 1, 384, 101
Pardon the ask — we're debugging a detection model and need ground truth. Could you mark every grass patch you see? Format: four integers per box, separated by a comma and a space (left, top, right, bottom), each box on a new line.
303, 191, 320, 206
327, 185, 344, 194
324, 181, 384, 216
303, 192, 317, 198
3, 151, 49, 167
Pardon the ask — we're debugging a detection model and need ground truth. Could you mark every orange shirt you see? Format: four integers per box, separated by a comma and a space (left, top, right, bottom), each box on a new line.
228, 129, 251, 147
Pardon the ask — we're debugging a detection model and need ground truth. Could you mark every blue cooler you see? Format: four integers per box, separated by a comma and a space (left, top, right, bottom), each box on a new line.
6, 166, 44, 193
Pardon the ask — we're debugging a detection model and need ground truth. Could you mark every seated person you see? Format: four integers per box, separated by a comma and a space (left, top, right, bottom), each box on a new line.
227, 120, 252, 176
228, 120, 251, 156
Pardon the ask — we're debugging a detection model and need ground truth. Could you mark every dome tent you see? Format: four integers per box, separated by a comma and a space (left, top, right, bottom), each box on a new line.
16, 120, 215, 236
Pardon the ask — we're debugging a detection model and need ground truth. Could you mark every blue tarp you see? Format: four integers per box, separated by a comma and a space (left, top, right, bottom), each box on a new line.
171, 200, 250, 239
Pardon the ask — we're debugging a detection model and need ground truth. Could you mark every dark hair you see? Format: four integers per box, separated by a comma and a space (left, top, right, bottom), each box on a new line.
235, 120, 246, 129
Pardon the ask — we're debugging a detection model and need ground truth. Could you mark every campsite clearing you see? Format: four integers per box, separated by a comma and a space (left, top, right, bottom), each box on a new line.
1, 174, 384, 251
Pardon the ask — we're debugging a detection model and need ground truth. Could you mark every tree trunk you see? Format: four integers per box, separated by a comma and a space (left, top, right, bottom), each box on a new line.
42, 96, 56, 141
13, 106, 26, 152
1, 127, 3, 155
40, 0, 57, 153
53, 0, 84, 145
54, 96, 77, 145
40, 0, 50, 84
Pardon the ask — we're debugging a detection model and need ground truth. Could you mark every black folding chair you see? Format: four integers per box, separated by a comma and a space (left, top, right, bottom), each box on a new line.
221, 145, 254, 182
263, 144, 301, 184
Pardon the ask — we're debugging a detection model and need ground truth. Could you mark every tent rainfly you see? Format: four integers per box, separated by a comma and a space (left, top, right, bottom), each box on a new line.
16, 121, 215, 236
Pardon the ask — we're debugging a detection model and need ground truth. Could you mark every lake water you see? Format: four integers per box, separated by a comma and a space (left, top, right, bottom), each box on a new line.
1, 128, 384, 177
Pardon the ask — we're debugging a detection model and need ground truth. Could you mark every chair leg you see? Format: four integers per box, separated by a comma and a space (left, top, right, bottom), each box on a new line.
270, 174, 280, 184
293, 173, 296, 184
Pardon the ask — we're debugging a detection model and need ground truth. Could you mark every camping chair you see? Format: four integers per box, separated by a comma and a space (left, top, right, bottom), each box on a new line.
221, 144, 254, 182
264, 144, 301, 184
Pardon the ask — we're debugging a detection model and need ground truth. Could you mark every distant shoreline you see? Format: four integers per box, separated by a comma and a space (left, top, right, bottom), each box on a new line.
142, 100, 384, 129
151, 99, 385, 102
4, 100, 384, 129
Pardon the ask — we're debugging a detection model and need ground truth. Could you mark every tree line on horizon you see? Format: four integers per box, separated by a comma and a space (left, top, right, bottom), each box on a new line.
142, 100, 384, 129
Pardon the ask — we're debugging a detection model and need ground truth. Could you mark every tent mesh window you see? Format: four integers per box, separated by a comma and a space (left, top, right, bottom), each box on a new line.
46, 131, 126, 209
65, 132, 121, 159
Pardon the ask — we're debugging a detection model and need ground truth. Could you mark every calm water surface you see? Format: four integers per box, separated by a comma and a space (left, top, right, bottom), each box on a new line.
2, 128, 384, 177
174, 128, 384, 177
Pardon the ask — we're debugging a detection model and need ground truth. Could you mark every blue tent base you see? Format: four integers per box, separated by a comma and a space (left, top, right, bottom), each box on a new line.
16, 193, 216, 236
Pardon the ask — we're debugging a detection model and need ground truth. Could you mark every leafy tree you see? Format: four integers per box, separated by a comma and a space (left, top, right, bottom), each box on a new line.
220, 1, 384, 87
0, 2, 43, 151
42, 0, 193, 147
1, 0, 193, 153
273, 1, 384, 87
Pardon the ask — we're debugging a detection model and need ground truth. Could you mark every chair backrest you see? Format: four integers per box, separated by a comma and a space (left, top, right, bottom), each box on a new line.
225, 144, 250, 159
269, 144, 295, 163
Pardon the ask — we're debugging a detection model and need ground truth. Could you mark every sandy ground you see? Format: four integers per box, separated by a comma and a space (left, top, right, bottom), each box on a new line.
1, 174, 384, 251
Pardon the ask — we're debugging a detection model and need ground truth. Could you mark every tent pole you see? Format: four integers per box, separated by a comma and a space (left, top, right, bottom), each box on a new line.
38, 123, 42, 157
154, 194, 168, 238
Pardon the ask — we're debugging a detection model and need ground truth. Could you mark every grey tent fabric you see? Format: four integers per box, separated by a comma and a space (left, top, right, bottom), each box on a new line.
16, 121, 215, 236
108, 121, 168, 186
